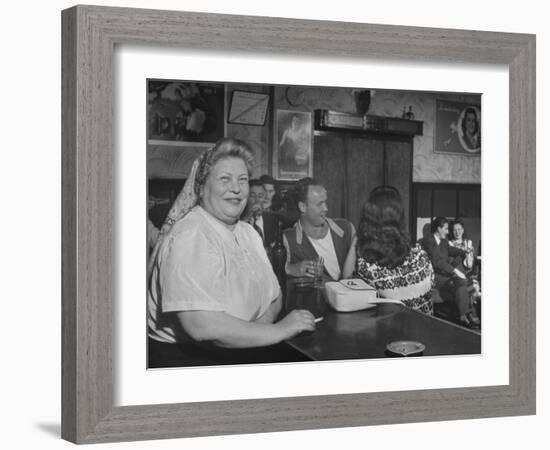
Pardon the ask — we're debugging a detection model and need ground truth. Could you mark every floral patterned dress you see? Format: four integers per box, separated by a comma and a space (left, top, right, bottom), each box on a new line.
356, 245, 435, 315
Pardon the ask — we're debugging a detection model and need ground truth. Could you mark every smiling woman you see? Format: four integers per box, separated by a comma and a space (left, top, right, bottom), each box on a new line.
147, 138, 316, 367
195, 139, 253, 226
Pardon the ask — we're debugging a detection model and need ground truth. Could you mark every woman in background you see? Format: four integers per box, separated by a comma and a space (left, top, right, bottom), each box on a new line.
449, 218, 474, 271
343, 186, 434, 314
449, 218, 481, 325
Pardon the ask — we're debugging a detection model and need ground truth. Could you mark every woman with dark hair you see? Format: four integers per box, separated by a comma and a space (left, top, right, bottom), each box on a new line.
460, 107, 481, 151
449, 218, 475, 270
343, 186, 434, 314
449, 218, 481, 324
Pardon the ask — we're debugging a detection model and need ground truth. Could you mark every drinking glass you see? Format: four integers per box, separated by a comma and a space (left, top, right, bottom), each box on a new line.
312, 256, 324, 288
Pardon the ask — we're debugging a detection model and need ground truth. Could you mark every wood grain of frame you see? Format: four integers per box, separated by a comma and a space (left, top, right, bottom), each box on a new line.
61, 5, 536, 444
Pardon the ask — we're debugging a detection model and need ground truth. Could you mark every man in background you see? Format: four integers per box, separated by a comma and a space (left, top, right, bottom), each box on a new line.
243, 179, 279, 250
259, 174, 299, 228
259, 174, 276, 212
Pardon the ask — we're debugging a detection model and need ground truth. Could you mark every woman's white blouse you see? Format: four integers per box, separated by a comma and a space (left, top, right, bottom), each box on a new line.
148, 206, 280, 343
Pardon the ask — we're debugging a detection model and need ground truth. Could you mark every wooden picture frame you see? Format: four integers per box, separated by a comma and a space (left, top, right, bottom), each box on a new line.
62, 5, 535, 444
228, 90, 270, 126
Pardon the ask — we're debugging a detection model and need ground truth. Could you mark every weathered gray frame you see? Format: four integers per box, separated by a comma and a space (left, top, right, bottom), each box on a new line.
62, 5, 536, 444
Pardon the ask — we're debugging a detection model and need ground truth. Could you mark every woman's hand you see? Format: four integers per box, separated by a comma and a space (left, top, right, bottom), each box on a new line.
453, 268, 467, 280
276, 309, 316, 339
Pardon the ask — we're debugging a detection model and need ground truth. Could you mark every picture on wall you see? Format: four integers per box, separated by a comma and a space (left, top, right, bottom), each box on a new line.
434, 99, 481, 155
147, 80, 225, 146
228, 90, 270, 126
274, 109, 313, 180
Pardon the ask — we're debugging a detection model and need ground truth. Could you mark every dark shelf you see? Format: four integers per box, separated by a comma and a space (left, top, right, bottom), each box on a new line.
315, 109, 423, 137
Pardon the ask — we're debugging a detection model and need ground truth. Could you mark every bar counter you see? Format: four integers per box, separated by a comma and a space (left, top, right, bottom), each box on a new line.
285, 283, 481, 360
149, 282, 481, 368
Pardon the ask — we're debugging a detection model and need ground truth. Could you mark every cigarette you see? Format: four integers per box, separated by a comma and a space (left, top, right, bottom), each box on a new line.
314, 317, 324, 323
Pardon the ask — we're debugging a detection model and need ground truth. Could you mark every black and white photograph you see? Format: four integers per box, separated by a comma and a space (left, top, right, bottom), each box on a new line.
147, 79, 482, 369
4, 0, 545, 447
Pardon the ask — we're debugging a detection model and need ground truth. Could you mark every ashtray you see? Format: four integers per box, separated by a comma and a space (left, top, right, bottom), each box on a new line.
386, 340, 426, 357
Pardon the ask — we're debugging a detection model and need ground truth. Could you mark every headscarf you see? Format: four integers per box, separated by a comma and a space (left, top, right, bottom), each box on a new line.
147, 148, 211, 277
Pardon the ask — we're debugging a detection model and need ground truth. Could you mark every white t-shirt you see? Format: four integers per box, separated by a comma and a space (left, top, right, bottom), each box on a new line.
148, 206, 280, 344
307, 231, 341, 281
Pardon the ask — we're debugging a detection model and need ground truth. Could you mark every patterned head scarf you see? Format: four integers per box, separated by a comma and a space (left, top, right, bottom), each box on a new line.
146, 150, 205, 276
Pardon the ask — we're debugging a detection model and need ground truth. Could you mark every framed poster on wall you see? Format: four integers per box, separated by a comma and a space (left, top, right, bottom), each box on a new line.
274, 109, 313, 180
435, 99, 481, 155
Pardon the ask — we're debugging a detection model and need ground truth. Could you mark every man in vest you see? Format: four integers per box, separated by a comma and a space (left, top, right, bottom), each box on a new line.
283, 177, 355, 281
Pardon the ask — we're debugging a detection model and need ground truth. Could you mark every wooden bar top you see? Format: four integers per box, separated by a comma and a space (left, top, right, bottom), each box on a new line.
285, 284, 481, 360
